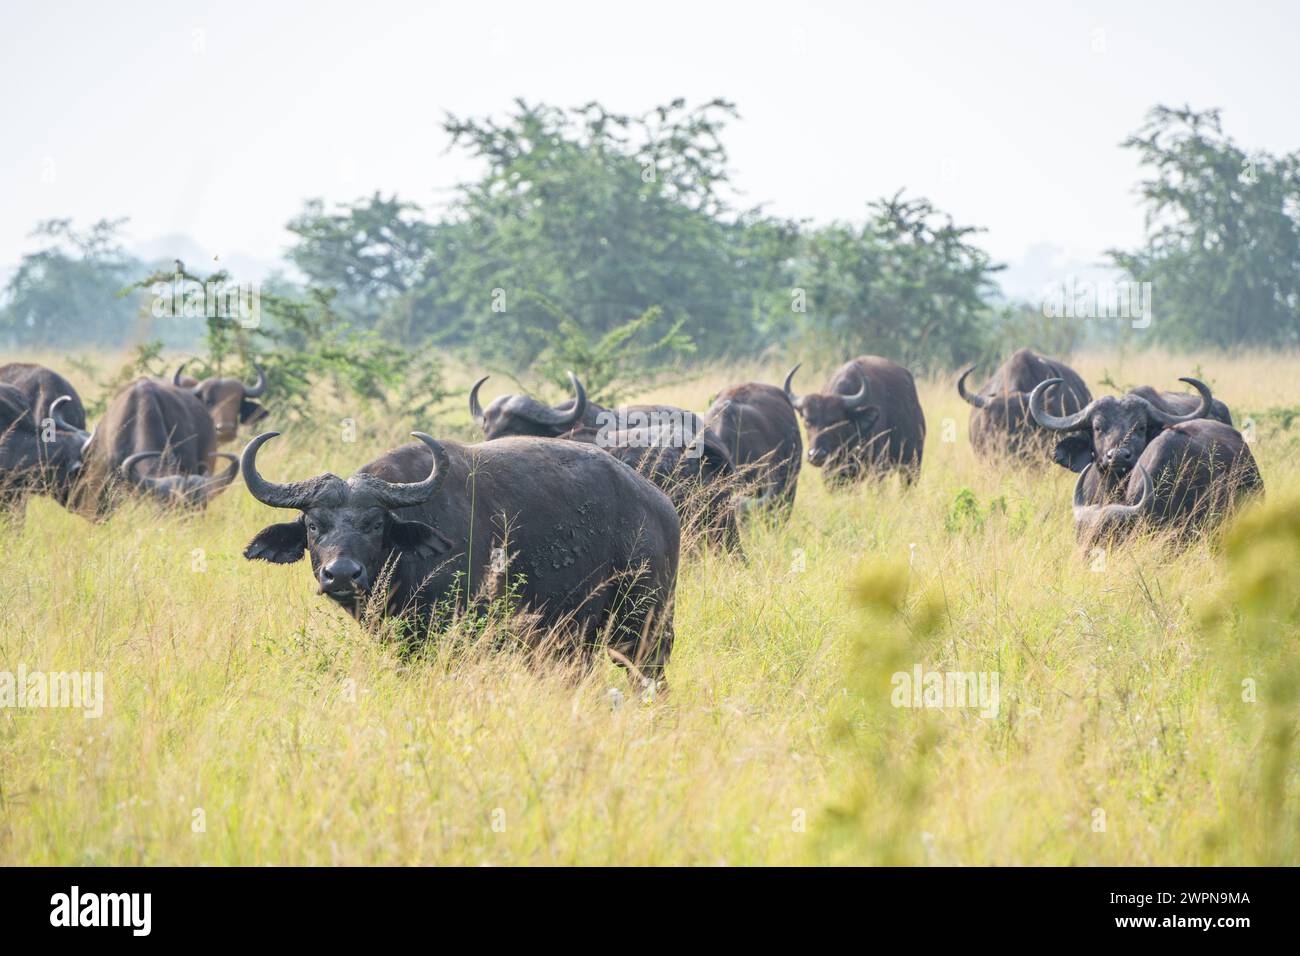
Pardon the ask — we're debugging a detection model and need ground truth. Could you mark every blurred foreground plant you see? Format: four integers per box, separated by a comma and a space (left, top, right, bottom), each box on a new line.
1199, 491, 1300, 863
814, 564, 949, 864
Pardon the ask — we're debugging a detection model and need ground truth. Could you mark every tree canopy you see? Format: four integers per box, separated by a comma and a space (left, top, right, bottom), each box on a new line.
1109, 105, 1300, 350
282, 98, 1005, 373
1, 219, 145, 349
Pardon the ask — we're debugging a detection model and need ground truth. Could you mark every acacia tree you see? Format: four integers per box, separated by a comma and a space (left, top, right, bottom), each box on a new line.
0, 218, 145, 347
115, 263, 447, 427
1109, 105, 1300, 349
794, 193, 1002, 370
286, 193, 440, 328
423, 97, 756, 365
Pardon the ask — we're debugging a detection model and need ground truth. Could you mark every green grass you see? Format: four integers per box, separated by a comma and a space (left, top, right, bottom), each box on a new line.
2, 350, 1298, 865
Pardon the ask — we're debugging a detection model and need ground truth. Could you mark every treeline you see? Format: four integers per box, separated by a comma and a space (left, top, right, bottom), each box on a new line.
284, 99, 1023, 371
4, 101, 1298, 375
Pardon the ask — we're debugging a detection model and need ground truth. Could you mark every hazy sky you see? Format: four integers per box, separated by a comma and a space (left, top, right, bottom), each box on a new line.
3, 0, 1298, 296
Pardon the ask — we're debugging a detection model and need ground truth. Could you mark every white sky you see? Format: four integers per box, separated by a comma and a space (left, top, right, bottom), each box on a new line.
3, 0, 1298, 297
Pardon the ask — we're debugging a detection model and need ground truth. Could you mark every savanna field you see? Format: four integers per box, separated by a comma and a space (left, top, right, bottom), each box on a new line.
3, 349, 1299, 866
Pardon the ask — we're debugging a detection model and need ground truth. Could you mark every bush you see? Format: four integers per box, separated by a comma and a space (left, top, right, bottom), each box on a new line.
123, 265, 448, 427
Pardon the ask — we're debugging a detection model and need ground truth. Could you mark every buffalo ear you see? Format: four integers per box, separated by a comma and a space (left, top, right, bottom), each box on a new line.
853, 404, 881, 430
239, 398, 269, 425
387, 517, 455, 559
695, 433, 735, 479
244, 517, 307, 563
1053, 434, 1093, 472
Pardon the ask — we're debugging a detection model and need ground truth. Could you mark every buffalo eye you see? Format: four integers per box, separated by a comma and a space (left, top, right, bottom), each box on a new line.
306, 520, 319, 535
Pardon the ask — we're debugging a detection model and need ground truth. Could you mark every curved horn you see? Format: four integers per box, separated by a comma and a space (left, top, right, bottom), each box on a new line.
1074, 463, 1153, 524
1102, 464, 1153, 521
173, 363, 188, 387
243, 362, 267, 398
120, 450, 163, 482
352, 433, 449, 509
200, 452, 240, 496
1127, 463, 1154, 512
1071, 463, 1093, 516
469, 375, 489, 428
841, 371, 871, 410
956, 364, 990, 409
1139, 377, 1213, 426
241, 432, 320, 510
783, 364, 802, 408
119, 450, 183, 502
1029, 378, 1095, 431
525, 371, 587, 428
48, 395, 89, 443
562, 371, 588, 427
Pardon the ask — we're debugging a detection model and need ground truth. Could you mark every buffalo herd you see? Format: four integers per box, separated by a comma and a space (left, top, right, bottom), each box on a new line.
1, 350, 1264, 685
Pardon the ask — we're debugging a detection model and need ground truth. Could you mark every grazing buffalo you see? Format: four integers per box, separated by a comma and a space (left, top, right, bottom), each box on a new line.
703, 381, 802, 517
784, 356, 926, 485
119, 451, 240, 507
241, 431, 681, 685
469, 372, 707, 444
1070, 419, 1262, 546
957, 348, 1091, 462
172, 362, 269, 444
0, 384, 89, 509
1127, 384, 1233, 427
471, 372, 737, 550
0, 362, 89, 432
560, 421, 744, 554
73, 378, 230, 515
1028, 375, 1226, 497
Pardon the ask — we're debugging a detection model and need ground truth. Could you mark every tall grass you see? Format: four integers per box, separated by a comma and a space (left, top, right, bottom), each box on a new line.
1, 351, 1296, 864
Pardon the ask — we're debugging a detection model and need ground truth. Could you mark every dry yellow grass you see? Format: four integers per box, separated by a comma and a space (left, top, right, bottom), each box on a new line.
1, 349, 1297, 864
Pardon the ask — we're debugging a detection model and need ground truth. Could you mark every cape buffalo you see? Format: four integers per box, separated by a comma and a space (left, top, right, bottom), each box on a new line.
241, 431, 681, 685
119, 451, 240, 507
559, 420, 744, 554
172, 362, 269, 444
0, 384, 89, 510
702, 381, 802, 517
1070, 419, 1262, 546
0, 362, 88, 432
73, 378, 231, 515
784, 356, 926, 486
1028, 375, 1226, 498
471, 372, 736, 549
956, 349, 1091, 462
469, 372, 707, 444
1127, 384, 1233, 427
